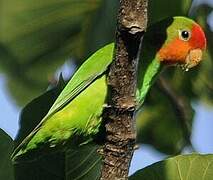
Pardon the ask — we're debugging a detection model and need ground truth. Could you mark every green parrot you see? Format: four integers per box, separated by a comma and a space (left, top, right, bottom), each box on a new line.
12, 16, 206, 161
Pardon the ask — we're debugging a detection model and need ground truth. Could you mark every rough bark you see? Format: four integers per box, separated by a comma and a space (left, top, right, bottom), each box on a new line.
100, 0, 148, 179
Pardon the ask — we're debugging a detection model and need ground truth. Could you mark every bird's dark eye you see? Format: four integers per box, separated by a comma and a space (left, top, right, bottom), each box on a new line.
179, 30, 191, 41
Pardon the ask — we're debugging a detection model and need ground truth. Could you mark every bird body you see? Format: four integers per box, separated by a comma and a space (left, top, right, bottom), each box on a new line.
12, 17, 206, 161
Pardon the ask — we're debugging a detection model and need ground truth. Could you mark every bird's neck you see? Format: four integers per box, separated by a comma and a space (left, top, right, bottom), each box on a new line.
137, 56, 162, 107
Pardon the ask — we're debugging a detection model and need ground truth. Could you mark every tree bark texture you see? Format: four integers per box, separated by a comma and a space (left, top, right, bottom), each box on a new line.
101, 0, 148, 179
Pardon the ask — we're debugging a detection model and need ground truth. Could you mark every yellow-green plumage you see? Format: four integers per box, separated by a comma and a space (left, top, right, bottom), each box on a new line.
27, 76, 107, 149
12, 16, 206, 161
12, 43, 113, 159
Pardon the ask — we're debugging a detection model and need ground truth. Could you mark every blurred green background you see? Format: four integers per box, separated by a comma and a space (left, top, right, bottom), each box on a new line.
0, 0, 212, 178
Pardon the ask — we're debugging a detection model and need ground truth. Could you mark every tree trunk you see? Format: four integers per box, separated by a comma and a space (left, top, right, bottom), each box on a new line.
100, 0, 148, 179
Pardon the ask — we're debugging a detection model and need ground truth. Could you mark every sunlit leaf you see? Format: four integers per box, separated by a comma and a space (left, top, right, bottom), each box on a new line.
130, 154, 213, 180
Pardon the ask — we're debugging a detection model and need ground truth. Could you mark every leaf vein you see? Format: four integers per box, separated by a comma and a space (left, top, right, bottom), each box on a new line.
175, 160, 183, 180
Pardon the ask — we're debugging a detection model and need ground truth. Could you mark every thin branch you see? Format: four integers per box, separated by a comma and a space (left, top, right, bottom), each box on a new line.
100, 0, 148, 179
156, 76, 195, 150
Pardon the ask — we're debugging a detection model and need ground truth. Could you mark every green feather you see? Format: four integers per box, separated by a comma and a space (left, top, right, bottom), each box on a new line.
12, 16, 199, 161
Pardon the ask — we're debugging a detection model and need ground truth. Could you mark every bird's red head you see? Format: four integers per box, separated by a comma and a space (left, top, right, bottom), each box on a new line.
158, 17, 206, 71
189, 24, 206, 50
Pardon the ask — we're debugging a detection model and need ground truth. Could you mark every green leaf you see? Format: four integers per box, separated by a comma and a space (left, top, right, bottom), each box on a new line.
130, 154, 213, 180
13, 77, 66, 180
148, 0, 192, 24
14, 75, 101, 179
84, 0, 118, 54
14, 76, 65, 148
0, 0, 101, 105
0, 129, 14, 180
65, 143, 101, 180
14, 143, 101, 180
14, 152, 66, 180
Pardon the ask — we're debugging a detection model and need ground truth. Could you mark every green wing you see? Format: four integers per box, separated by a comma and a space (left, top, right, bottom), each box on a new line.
47, 43, 114, 118
12, 43, 114, 159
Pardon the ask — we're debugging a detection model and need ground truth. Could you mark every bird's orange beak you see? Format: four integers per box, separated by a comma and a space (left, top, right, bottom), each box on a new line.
180, 48, 203, 71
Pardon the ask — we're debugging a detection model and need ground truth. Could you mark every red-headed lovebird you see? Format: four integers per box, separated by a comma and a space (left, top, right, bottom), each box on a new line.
12, 16, 206, 161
